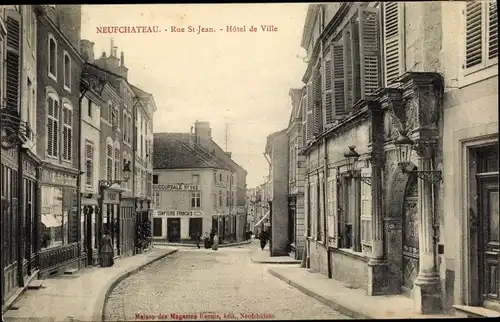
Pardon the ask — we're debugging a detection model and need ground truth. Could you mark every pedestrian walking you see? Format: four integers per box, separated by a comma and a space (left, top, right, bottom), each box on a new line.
203, 232, 210, 248
259, 229, 268, 251
209, 229, 215, 248
196, 232, 201, 249
99, 229, 115, 267
211, 233, 219, 251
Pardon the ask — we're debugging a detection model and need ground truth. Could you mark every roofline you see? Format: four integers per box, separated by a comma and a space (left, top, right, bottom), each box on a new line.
300, 4, 319, 49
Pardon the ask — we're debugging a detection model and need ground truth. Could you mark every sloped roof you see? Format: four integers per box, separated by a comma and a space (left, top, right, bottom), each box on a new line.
153, 133, 230, 170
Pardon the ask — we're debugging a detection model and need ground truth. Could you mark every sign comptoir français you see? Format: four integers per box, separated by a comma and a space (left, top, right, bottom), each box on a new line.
154, 210, 204, 217
153, 183, 200, 191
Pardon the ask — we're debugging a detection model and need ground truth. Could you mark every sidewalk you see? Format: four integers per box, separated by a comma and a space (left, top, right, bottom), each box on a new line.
268, 266, 457, 319
251, 243, 301, 264
153, 240, 251, 248
3, 247, 178, 322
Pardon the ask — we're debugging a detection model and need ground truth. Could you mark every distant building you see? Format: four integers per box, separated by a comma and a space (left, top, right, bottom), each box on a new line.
153, 121, 247, 243
264, 129, 289, 256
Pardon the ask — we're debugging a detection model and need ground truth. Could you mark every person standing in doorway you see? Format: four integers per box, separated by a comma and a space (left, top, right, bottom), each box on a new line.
212, 233, 219, 251
259, 229, 268, 251
99, 229, 115, 267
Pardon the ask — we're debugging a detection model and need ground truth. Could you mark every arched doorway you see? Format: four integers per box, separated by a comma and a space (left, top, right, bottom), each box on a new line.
402, 174, 419, 296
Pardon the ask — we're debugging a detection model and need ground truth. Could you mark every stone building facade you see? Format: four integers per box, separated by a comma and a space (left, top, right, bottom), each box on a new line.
298, 1, 498, 316
286, 88, 307, 260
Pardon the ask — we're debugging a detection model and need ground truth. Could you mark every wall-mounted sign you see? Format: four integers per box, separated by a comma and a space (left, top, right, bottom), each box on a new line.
154, 210, 204, 217
41, 169, 77, 187
153, 184, 200, 191
103, 191, 120, 205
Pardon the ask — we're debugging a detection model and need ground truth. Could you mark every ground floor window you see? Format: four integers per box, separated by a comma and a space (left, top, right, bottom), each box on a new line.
153, 217, 162, 237
167, 218, 181, 242
40, 185, 76, 249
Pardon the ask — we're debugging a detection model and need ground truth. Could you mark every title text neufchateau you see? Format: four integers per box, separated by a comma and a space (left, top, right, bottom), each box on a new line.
96, 26, 160, 33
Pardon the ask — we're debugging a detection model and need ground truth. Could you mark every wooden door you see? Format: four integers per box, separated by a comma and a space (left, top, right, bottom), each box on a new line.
402, 174, 419, 296
478, 176, 499, 305
152, 218, 162, 237
167, 218, 181, 242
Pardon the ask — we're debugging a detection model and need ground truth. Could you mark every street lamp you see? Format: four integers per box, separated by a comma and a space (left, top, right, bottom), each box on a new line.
393, 131, 442, 184
343, 146, 372, 185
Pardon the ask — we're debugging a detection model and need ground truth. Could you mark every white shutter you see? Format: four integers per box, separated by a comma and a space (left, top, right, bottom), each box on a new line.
332, 39, 346, 118
465, 1, 483, 69
323, 45, 334, 127
383, 2, 405, 86
359, 7, 382, 98
319, 176, 324, 241
306, 82, 314, 141
304, 181, 309, 237
360, 167, 372, 254
343, 24, 354, 111
487, 1, 498, 61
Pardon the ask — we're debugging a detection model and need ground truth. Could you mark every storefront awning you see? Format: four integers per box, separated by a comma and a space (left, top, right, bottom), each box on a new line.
254, 211, 270, 227
41, 214, 62, 228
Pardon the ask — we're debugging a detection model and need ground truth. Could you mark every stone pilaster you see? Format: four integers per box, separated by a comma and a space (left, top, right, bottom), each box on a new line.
412, 140, 442, 314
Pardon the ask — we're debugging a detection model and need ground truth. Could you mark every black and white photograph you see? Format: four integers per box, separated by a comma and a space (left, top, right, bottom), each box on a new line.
0, 2, 498, 321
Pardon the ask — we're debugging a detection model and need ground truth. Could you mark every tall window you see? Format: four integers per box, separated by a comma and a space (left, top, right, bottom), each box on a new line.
85, 141, 94, 187
27, 78, 32, 139
87, 98, 92, 118
128, 116, 132, 143
464, 1, 498, 73
192, 174, 199, 185
106, 143, 113, 181
47, 94, 59, 157
219, 190, 223, 207
62, 103, 73, 161
123, 112, 127, 142
191, 192, 201, 208
153, 174, 159, 184
153, 191, 161, 208
48, 35, 57, 79
382, 2, 406, 86
107, 101, 112, 122
63, 51, 71, 91
112, 107, 118, 128
114, 147, 120, 180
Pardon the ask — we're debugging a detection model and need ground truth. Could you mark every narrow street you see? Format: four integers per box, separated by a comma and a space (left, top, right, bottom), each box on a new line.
103, 242, 350, 321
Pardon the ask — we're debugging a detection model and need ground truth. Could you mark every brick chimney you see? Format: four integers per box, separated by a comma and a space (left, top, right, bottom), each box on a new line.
80, 39, 95, 63
194, 121, 212, 152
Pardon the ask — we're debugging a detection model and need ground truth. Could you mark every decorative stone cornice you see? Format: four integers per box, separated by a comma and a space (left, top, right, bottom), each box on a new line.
375, 87, 405, 134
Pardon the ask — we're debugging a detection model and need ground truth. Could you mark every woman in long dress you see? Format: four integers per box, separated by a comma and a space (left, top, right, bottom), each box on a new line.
211, 233, 219, 251
99, 230, 115, 267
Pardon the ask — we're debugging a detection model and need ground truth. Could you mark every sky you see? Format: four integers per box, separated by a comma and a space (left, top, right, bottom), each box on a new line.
81, 4, 308, 188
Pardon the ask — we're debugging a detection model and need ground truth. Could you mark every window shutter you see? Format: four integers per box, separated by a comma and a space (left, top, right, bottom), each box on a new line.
6, 15, 20, 111
47, 98, 54, 156
85, 143, 93, 186
332, 40, 346, 118
343, 25, 354, 111
114, 148, 120, 180
323, 46, 334, 127
327, 170, 338, 248
53, 100, 59, 156
488, 1, 498, 60
465, 1, 483, 68
318, 177, 324, 241
313, 66, 323, 135
359, 7, 382, 98
383, 2, 405, 86
306, 82, 314, 141
305, 182, 310, 237
360, 167, 372, 252
107, 144, 113, 181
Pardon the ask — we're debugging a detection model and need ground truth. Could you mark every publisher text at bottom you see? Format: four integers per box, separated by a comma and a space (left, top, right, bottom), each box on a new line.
135, 312, 276, 320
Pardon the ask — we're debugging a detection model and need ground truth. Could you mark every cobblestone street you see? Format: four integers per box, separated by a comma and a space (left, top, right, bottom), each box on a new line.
104, 242, 350, 321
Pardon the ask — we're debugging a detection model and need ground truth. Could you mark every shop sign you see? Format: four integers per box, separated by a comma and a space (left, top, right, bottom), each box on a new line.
153, 183, 200, 191
154, 210, 203, 217
41, 169, 77, 186
103, 191, 120, 205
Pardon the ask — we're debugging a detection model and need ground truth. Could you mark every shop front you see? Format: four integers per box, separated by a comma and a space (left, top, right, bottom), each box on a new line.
39, 165, 80, 278
120, 198, 135, 257
81, 194, 98, 266
154, 210, 204, 243
135, 199, 152, 252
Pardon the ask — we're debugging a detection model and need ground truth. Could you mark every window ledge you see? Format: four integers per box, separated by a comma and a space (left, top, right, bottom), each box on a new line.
334, 248, 368, 262
460, 63, 498, 89
48, 72, 57, 83
64, 85, 71, 94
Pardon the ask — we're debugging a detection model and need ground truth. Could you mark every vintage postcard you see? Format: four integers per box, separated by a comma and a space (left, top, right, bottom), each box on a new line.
0, 2, 498, 321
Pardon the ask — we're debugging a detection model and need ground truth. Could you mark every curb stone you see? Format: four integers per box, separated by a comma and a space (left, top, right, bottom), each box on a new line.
251, 259, 301, 265
93, 248, 179, 322
267, 268, 368, 319
153, 240, 251, 248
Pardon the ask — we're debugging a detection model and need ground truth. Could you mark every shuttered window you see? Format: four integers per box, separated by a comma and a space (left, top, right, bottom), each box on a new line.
327, 170, 338, 248
106, 143, 113, 181
306, 82, 314, 141
343, 26, 354, 111
318, 177, 324, 241
47, 95, 59, 157
114, 148, 120, 180
332, 40, 346, 117
63, 52, 71, 90
6, 16, 20, 111
62, 103, 73, 161
85, 141, 94, 187
358, 7, 382, 98
323, 45, 334, 127
488, 1, 498, 59
465, 1, 498, 72
383, 2, 405, 86
313, 66, 323, 135
360, 167, 372, 254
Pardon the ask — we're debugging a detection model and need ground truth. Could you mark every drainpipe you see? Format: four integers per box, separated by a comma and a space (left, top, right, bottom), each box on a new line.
323, 137, 331, 279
